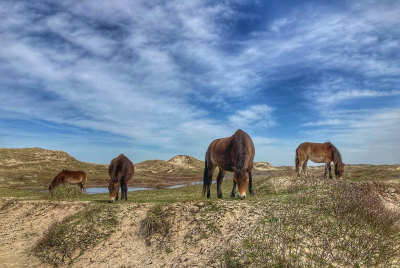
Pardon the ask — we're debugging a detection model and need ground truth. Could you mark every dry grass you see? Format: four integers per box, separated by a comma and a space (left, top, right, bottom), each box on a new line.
32, 204, 118, 267
140, 204, 171, 237
48, 184, 84, 200
216, 179, 400, 268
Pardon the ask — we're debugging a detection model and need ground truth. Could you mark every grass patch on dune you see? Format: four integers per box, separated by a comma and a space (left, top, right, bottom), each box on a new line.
216, 179, 400, 268
140, 203, 171, 237
32, 204, 118, 267
48, 184, 84, 200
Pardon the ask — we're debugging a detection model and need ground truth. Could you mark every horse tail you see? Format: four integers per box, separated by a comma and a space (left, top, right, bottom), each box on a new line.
295, 148, 300, 173
203, 155, 208, 196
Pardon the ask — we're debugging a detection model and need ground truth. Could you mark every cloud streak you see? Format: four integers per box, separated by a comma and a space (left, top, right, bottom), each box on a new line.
0, 0, 399, 165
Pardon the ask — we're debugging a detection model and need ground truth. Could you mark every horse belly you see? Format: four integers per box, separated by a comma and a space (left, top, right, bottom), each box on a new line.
308, 155, 326, 163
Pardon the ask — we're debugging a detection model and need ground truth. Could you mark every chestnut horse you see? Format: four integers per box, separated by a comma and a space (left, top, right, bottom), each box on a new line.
48, 170, 87, 193
295, 142, 345, 179
107, 154, 134, 203
203, 129, 255, 200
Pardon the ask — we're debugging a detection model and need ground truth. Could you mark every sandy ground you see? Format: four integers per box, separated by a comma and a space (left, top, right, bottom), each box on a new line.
0, 200, 89, 268
0, 199, 261, 268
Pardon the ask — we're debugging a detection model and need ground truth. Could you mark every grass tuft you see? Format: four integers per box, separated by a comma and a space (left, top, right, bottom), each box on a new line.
140, 204, 171, 237
32, 204, 118, 266
48, 184, 84, 200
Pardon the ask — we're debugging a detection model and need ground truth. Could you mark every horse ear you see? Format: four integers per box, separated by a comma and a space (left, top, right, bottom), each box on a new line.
105, 179, 110, 183
246, 166, 253, 172
231, 166, 237, 171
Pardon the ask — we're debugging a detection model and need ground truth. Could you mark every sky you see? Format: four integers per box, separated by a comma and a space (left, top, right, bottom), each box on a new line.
0, 0, 399, 166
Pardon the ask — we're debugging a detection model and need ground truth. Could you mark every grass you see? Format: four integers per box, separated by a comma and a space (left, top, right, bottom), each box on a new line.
214, 179, 400, 268
48, 184, 84, 200
32, 204, 118, 267
140, 203, 171, 237
1, 161, 399, 267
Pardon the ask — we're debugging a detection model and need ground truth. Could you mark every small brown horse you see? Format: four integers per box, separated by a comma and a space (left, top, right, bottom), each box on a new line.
49, 170, 87, 193
203, 129, 255, 200
107, 154, 134, 203
295, 142, 345, 179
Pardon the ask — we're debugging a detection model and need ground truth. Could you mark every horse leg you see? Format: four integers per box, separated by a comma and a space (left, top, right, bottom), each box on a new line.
328, 163, 333, 179
231, 180, 236, 198
216, 170, 226, 198
124, 182, 128, 201
207, 165, 216, 199
120, 180, 125, 200
302, 160, 308, 177
248, 171, 254, 196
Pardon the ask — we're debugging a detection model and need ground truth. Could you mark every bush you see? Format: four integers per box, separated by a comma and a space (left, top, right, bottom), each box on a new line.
33, 204, 118, 266
48, 184, 83, 200
140, 204, 170, 237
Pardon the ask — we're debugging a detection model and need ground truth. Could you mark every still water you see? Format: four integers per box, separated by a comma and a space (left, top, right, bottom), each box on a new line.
85, 180, 223, 194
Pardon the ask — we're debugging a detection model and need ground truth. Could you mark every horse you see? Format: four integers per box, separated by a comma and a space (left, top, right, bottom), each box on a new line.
295, 142, 345, 179
203, 129, 255, 200
48, 170, 87, 193
107, 154, 134, 203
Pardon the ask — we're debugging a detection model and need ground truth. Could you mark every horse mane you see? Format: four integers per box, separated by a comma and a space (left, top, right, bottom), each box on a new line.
111, 154, 125, 183
234, 129, 247, 178
327, 141, 343, 166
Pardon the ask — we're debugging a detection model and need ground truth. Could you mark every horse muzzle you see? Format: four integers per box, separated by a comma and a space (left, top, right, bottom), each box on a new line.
238, 193, 246, 200
109, 198, 115, 203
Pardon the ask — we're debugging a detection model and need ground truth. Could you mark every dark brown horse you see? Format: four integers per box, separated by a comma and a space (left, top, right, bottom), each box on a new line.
107, 154, 134, 203
203, 129, 255, 200
48, 170, 87, 193
295, 142, 345, 179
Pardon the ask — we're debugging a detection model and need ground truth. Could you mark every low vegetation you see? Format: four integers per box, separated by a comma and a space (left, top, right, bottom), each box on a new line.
32, 204, 118, 267
1, 149, 399, 267
215, 179, 400, 268
48, 184, 84, 200
140, 203, 171, 237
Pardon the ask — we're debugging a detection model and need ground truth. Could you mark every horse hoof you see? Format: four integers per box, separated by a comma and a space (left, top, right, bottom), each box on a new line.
230, 195, 235, 198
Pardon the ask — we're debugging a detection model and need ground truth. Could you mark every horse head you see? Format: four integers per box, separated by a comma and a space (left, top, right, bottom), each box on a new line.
108, 179, 120, 203
335, 163, 345, 179
232, 166, 252, 200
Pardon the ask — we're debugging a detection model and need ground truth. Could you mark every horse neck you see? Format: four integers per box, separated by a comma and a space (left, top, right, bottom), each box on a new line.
332, 146, 342, 166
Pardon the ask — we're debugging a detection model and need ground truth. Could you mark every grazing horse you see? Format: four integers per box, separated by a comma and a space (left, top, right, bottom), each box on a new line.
295, 142, 345, 179
48, 170, 87, 193
107, 154, 134, 203
203, 129, 255, 200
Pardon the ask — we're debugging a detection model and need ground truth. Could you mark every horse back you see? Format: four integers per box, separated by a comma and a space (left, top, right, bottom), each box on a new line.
208, 130, 255, 171
109, 154, 135, 182
297, 142, 333, 163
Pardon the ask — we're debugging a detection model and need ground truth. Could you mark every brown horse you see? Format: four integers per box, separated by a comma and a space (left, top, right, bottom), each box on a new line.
203, 129, 255, 200
48, 170, 87, 193
295, 142, 345, 179
107, 154, 134, 203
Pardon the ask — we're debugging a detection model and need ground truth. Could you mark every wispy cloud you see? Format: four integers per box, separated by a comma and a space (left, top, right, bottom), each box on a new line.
0, 0, 399, 165
229, 105, 275, 128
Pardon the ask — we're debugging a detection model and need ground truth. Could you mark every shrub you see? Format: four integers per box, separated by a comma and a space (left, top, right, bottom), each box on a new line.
140, 204, 170, 237
33, 204, 118, 266
48, 184, 83, 200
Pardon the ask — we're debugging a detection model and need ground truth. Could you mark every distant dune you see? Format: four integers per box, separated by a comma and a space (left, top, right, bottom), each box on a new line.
253, 161, 275, 171
0, 147, 279, 189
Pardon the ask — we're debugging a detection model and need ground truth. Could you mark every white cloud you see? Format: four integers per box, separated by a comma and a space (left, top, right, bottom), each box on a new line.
229, 105, 275, 129
314, 90, 400, 105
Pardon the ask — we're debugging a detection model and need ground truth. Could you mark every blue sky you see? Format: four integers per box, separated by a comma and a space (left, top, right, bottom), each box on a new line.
0, 0, 399, 166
